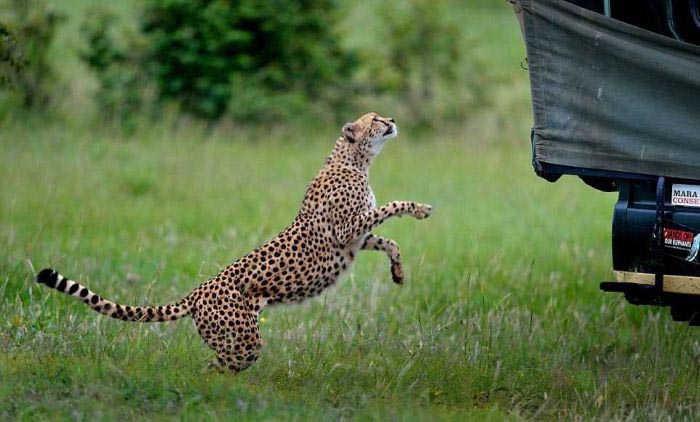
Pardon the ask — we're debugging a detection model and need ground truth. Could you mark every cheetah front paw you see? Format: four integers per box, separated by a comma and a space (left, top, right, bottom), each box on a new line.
412, 203, 432, 220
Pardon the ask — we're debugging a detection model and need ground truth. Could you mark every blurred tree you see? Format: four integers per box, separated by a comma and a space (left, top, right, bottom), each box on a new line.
81, 0, 355, 122
358, 0, 481, 126
80, 8, 149, 129
0, 0, 65, 109
0, 22, 23, 89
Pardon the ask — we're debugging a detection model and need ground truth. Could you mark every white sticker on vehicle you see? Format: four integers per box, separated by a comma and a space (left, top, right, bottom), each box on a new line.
672, 184, 700, 207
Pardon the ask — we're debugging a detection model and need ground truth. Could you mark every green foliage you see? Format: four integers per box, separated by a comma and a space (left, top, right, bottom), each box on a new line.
0, 0, 65, 109
80, 0, 355, 122
0, 22, 24, 89
355, 0, 488, 126
227, 74, 310, 122
384, 1, 460, 104
139, 0, 241, 120
80, 8, 149, 128
69, 0, 509, 128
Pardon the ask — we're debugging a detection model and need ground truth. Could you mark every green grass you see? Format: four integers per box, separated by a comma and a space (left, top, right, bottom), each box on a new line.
3, 1, 700, 421
4, 117, 700, 421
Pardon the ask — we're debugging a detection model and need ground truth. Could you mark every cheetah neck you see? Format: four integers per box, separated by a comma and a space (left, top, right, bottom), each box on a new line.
328, 137, 373, 174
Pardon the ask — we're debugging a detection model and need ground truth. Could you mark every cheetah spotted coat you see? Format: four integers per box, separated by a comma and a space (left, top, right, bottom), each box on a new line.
36, 112, 432, 371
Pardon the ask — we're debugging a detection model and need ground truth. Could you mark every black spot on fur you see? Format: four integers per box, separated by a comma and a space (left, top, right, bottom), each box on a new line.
79, 288, 89, 297
68, 283, 80, 294
90, 295, 100, 304
56, 278, 67, 292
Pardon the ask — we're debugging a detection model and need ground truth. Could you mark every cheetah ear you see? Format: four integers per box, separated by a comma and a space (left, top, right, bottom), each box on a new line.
342, 122, 356, 143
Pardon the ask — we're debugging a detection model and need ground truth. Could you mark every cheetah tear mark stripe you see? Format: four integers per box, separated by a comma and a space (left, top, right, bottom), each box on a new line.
36, 268, 190, 322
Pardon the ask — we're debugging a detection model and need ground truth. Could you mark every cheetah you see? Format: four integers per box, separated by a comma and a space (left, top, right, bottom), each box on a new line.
36, 112, 432, 372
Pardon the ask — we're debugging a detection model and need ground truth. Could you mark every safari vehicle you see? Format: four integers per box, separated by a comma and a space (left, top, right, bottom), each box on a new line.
512, 0, 700, 323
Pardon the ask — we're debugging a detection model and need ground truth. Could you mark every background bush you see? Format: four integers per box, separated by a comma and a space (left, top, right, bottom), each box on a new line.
1, 0, 510, 127
367, 0, 463, 126
80, 0, 355, 123
75, 0, 499, 127
80, 8, 149, 128
0, 22, 23, 89
0, 0, 65, 110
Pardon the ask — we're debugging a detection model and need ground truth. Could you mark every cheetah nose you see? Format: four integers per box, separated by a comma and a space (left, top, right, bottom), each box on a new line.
384, 124, 396, 136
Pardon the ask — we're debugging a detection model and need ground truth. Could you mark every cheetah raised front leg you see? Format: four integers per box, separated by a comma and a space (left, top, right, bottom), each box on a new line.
361, 234, 405, 284
335, 201, 432, 246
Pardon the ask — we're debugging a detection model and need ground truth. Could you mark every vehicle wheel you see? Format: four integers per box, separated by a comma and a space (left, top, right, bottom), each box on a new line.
671, 305, 697, 322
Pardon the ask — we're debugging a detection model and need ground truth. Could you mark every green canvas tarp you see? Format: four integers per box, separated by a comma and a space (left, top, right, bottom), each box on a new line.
513, 0, 700, 179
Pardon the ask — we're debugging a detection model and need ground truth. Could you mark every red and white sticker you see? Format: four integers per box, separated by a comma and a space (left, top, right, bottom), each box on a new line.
671, 184, 700, 207
664, 227, 694, 250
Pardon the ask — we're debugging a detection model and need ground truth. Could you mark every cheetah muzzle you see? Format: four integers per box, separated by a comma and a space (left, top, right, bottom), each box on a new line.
36, 112, 432, 372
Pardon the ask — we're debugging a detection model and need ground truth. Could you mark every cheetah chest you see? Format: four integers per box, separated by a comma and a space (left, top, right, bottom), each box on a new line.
368, 187, 377, 209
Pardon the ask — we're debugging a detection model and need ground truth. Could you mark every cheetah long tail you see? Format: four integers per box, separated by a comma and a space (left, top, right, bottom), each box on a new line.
36, 268, 191, 322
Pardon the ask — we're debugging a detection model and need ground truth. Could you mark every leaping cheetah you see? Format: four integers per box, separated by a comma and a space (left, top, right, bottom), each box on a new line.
36, 112, 432, 372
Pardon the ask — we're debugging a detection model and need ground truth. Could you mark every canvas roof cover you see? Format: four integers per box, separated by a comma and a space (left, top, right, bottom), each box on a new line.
514, 0, 700, 179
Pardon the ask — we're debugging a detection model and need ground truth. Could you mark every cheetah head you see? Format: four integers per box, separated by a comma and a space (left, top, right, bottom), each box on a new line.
341, 112, 397, 158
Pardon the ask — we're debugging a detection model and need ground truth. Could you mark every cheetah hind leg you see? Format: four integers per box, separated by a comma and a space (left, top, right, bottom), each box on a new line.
193, 291, 262, 372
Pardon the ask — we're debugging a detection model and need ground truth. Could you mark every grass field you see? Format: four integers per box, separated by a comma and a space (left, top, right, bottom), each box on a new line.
3, 1, 700, 421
